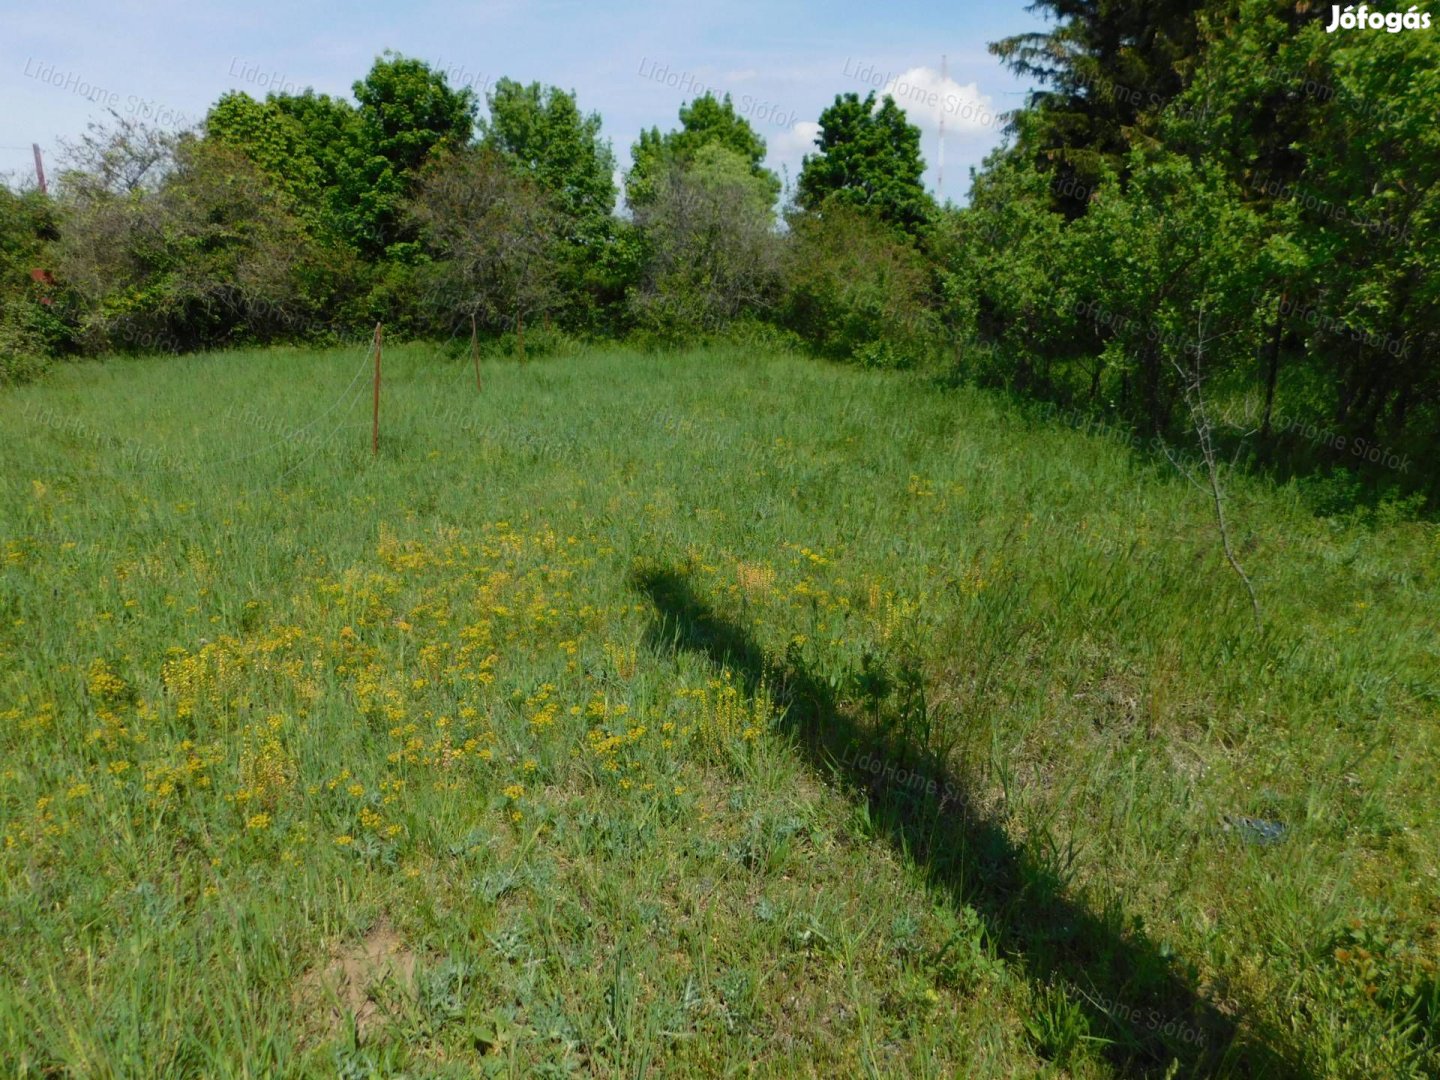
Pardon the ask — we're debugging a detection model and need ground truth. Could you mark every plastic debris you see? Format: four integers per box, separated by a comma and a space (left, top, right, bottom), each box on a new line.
1223, 815, 1289, 846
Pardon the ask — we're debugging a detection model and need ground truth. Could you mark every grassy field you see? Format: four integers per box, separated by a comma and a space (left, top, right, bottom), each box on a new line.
0, 340, 1436, 1077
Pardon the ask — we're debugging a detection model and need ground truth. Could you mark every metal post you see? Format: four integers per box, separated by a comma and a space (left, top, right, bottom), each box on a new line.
372, 323, 382, 456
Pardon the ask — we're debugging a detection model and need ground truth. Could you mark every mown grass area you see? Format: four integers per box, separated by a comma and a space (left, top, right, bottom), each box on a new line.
0, 341, 1436, 1077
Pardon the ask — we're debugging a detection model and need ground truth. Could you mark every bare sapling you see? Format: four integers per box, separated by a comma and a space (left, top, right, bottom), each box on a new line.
1165, 305, 1263, 633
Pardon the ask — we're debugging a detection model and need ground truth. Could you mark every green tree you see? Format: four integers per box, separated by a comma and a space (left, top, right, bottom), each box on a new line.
480, 78, 627, 329
796, 92, 932, 234
990, 0, 1205, 216
349, 52, 478, 257
1285, 21, 1439, 447
626, 93, 779, 210
206, 88, 367, 254
266, 89, 364, 244
781, 197, 942, 367
1063, 150, 1273, 432
481, 79, 616, 235
630, 144, 779, 337
269, 89, 360, 195
204, 92, 326, 221
54, 136, 326, 352
1161, 1, 1439, 454
408, 147, 560, 338
937, 153, 1070, 391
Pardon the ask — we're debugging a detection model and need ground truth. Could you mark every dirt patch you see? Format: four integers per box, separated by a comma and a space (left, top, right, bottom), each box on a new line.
735, 561, 776, 596
299, 919, 417, 1039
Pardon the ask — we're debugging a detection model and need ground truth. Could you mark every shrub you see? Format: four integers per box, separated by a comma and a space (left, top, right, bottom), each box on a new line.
408, 148, 561, 339
779, 198, 943, 367
0, 312, 50, 385
53, 133, 333, 354
629, 145, 780, 341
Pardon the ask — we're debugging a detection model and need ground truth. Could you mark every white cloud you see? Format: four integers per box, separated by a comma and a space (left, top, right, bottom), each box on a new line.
879, 66, 1001, 137
770, 119, 820, 157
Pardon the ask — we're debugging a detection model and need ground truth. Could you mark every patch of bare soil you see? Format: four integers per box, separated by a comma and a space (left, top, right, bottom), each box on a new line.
299, 919, 417, 1040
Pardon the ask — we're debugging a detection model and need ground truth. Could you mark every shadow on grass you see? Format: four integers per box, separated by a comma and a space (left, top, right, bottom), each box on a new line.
968, 379, 1438, 523
634, 563, 1304, 1078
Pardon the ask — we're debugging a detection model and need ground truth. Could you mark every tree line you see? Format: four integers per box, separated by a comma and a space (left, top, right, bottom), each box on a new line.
2, 2, 1436, 507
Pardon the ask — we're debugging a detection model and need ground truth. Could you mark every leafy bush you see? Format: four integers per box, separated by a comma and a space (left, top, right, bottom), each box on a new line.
53, 136, 334, 354
407, 148, 560, 339
629, 145, 780, 342
780, 198, 942, 367
0, 311, 50, 385
933, 159, 1071, 393
0, 185, 63, 381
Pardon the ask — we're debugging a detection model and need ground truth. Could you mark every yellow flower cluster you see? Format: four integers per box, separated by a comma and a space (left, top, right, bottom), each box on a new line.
161, 625, 315, 720
677, 673, 776, 751
144, 741, 224, 806
235, 715, 296, 812
2, 520, 788, 873
86, 658, 130, 705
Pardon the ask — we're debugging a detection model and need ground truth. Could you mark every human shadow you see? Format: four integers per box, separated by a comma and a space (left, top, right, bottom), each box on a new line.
634, 563, 1306, 1078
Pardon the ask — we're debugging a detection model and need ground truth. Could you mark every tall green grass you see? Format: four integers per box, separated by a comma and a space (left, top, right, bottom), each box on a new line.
0, 341, 1435, 1076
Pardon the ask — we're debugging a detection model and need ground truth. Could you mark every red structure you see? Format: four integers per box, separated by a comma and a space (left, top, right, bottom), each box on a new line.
30, 267, 55, 305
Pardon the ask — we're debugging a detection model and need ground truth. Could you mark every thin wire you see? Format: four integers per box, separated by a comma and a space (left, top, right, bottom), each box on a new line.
0, 336, 373, 469
7, 322, 492, 480
268, 379, 372, 484
194, 339, 376, 469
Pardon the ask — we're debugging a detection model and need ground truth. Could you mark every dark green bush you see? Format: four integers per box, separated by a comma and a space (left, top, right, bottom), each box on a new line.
779, 199, 944, 368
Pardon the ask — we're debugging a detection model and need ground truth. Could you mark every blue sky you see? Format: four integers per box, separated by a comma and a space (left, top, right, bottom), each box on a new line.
0, 0, 1052, 205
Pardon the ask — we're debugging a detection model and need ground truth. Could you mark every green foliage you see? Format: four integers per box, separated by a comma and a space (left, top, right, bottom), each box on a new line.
270, 89, 360, 192
1284, 21, 1440, 448
780, 198, 942, 367
1059, 150, 1272, 428
0, 187, 52, 281
626, 93, 779, 211
796, 92, 933, 233
0, 323, 50, 385
408, 147, 560, 336
481, 79, 615, 232
0, 187, 64, 382
629, 144, 779, 339
207, 88, 367, 261
354, 52, 478, 178
954, 0, 1439, 503
53, 137, 333, 352
348, 52, 478, 258
204, 93, 326, 217
935, 156, 1068, 390
480, 79, 621, 329
990, 0, 1203, 215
